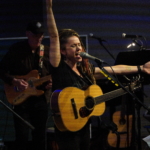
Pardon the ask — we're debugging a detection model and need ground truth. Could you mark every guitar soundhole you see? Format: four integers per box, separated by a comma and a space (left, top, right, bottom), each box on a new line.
79, 96, 95, 118
79, 107, 93, 118
119, 119, 126, 125
85, 96, 95, 110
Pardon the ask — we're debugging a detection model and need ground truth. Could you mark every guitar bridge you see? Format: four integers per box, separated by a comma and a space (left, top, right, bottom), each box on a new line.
71, 98, 78, 119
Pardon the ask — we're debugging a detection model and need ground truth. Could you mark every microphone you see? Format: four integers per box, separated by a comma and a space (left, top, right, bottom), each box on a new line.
79, 52, 104, 63
89, 33, 105, 41
122, 33, 142, 38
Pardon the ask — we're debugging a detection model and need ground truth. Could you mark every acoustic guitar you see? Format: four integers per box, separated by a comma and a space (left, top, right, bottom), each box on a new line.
107, 94, 133, 148
4, 70, 51, 105
50, 83, 140, 132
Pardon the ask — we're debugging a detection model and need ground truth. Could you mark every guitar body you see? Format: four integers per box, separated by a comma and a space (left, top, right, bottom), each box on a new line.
4, 70, 51, 105
50, 84, 105, 132
107, 111, 133, 148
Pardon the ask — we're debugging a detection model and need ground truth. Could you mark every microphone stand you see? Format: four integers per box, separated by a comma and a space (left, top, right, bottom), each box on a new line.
97, 38, 116, 60
95, 59, 150, 150
132, 39, 144, 51
97, 37, 131, 82
94, 36, 146, 149
0, 100, 35, 130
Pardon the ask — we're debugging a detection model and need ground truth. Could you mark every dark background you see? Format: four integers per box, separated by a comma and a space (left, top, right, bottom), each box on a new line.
1, 0, 150, 146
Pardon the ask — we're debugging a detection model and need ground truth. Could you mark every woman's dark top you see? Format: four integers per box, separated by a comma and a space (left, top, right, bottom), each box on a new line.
51, 60, 94, 92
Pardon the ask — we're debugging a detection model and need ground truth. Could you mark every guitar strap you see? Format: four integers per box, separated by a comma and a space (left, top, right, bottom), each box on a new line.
38, 44, 44, 76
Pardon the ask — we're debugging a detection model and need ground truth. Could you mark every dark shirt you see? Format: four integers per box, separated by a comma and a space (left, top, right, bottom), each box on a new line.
0, 40, 51, 85
50, 60, 94, 92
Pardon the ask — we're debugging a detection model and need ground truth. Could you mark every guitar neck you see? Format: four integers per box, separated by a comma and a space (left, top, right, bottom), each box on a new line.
32, 75, 51, 87
95, 86, 129, 105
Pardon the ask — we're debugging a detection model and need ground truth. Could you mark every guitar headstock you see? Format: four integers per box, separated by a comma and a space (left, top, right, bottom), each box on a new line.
129, 80, 142, 93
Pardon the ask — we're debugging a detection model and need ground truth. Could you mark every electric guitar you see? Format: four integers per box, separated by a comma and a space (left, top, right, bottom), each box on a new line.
4, 70, 51, 105
50, 83, 140, 132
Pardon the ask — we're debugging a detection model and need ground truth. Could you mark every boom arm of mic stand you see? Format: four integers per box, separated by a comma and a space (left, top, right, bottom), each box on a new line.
97, 39, 115, 60
95, 59, 150, 112
0, 100, 35, 130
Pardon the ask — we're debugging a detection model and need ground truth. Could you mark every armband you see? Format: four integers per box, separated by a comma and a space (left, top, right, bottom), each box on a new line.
137, 65, 142, 74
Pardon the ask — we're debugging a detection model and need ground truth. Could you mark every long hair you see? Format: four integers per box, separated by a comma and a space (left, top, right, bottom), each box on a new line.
58, 29, 96, 84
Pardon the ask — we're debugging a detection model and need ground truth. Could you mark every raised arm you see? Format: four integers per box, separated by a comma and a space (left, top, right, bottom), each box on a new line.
46, 0, 61, 67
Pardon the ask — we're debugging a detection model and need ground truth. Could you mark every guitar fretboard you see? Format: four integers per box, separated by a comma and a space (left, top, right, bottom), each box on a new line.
95, 86, 129, 105
31, 75, 51, 86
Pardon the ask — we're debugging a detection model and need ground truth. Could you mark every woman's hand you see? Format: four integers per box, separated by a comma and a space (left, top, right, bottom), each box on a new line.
142, 61, 150, 74
46, 0, 52, 9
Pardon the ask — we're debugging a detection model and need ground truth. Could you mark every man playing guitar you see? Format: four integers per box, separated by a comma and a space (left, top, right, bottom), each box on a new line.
0, 20, 52, 150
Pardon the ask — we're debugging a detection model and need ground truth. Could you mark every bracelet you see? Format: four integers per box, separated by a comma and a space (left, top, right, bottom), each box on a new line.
137, 65, 142, 74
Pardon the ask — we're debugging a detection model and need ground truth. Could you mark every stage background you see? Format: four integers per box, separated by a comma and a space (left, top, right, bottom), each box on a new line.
0, 0, 150, 147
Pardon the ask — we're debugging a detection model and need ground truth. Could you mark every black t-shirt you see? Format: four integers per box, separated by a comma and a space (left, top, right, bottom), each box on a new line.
50, 60, 94, 92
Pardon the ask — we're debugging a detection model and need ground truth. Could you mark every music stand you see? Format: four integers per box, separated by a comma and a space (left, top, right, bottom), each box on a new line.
115, 50, 150, 84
